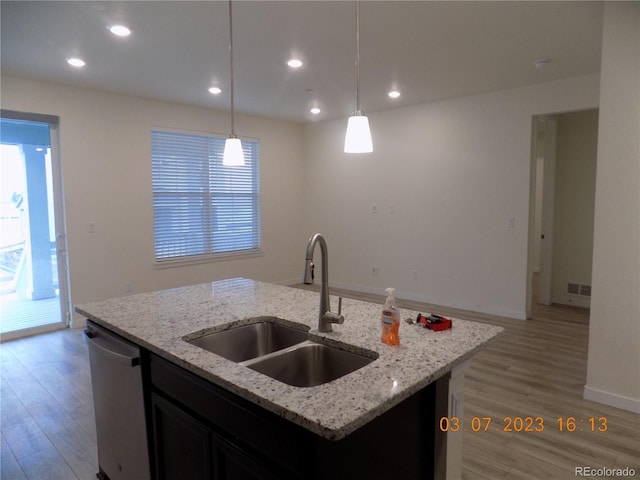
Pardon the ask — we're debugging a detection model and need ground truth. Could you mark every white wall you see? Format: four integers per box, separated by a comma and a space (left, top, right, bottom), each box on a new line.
586, 2, 640, 413
303, 74, 599, 320
0, 76, 306, 326
551, 109, 598, 308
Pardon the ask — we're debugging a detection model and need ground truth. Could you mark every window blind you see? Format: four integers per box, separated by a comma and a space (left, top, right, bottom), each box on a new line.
151, 130, 260, 263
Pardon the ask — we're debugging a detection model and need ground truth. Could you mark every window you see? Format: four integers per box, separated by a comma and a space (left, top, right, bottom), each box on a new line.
151, 130, 260, 264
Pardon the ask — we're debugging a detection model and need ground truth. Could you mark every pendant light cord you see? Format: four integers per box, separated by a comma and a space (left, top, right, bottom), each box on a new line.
228, 0, 236, 137
344, 0, 372, 153
355, 0, 361, 115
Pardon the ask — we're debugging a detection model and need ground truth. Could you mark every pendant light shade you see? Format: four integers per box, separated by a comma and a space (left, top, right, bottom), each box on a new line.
223, 136, 245, 166
344, 1, 372, 154
344, 113, 373, 153
223, 0, 245, 166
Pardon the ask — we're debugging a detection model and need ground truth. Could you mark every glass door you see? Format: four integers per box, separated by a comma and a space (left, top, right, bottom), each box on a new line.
0, 112, 69, 340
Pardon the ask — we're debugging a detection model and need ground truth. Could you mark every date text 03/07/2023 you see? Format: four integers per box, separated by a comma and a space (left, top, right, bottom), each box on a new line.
439, 416, 608, 433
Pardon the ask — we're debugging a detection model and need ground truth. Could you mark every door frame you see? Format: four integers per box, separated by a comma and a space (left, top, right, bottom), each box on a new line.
526, 115, 557, 317
0, 109, 71, 340
538, 116, 557, 306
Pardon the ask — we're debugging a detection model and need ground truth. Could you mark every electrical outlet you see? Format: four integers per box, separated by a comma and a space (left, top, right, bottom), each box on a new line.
372, 204, 377, 214
507, 217, 515, 228
389, 204, 396, 214
124, 282, 133, 294
412, 270, 418, 280
372, 266, 380, 276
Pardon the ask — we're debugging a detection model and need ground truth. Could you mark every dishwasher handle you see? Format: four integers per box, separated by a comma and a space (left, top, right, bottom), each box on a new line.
84, 329, 141, 367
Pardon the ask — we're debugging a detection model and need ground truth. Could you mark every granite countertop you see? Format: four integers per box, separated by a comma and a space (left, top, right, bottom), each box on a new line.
75, 278, 503, 440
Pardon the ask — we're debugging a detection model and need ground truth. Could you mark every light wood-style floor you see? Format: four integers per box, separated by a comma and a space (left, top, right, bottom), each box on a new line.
1, 329, 97, 480
1, 286, 639, 480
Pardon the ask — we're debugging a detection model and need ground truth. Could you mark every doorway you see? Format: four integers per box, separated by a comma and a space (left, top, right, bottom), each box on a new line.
527, 109, 598, 318
0, 111, 70, 340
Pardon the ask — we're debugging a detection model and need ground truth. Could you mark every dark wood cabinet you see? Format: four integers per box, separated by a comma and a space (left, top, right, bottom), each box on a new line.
151, 393, 213, 480
148, 352, 448, 480
213, 436, 280, 480
151, 391, 281, 480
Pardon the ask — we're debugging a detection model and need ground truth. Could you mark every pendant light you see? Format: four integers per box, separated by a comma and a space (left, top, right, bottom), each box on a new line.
223, 0, 245, 166
344, 1, 373, 153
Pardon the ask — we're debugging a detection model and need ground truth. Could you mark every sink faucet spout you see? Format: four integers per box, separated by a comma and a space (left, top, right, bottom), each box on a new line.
303, 233, 344, 332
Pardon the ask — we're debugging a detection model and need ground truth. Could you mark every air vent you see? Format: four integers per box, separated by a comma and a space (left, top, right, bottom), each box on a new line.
567, 283, 591, 297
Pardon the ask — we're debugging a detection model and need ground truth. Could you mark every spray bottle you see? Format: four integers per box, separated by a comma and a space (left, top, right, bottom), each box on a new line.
381, 287, 401, 346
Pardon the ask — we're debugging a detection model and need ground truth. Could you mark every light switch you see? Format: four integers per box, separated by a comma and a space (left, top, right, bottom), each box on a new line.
88, 221, 96, 233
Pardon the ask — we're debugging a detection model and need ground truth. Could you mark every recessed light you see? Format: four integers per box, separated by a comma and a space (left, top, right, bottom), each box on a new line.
310, 107, 321, 115
533, 58, 551, 68
109, 25, 131, 37
388, 90, 401, 98
287, 59, 303, 68
208, 86, 222, 95
67, 57, 86, 68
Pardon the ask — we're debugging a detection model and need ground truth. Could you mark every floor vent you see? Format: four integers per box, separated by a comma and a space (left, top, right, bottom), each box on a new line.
567, 283, 580, 295
567, 283, 591, 297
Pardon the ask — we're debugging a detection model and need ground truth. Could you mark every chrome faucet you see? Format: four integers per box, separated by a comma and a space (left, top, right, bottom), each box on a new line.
303, 233, 344, 332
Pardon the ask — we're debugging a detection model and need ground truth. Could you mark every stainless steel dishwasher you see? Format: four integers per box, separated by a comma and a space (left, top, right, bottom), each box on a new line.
85, 320, 151, 480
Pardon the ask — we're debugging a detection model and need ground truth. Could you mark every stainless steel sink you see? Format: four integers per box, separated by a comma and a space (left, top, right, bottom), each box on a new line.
243, 341, 376, 387
187, 320, 309, 362
186, 319, 376, 387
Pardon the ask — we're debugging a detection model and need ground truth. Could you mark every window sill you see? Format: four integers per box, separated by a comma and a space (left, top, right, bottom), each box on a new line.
154, 249, 263, 269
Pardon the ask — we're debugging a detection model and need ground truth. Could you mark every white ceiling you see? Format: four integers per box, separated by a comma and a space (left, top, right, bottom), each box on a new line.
1, 1, 604, 123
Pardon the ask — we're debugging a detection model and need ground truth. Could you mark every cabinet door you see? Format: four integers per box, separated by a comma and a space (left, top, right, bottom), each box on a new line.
214, 438, 280, 480
151, 393, 213, 480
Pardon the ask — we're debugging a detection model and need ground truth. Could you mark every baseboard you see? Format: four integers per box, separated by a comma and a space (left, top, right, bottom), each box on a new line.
583, 385, 640, 414
330, 282, 527, 321
276, 277, 301, 287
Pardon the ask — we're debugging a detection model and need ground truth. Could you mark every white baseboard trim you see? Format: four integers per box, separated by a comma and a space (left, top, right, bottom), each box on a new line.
277, 279, 527, 321
330, 282, 527, 321
276, 277, 301, 287
583, 385, 640, 414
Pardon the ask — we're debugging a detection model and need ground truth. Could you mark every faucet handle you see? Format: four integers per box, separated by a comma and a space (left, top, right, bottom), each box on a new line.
322, 311, 344, 326
318, 299, 344, 332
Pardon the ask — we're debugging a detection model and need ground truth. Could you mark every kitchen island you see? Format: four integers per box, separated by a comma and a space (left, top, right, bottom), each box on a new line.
76, 278, 503, 480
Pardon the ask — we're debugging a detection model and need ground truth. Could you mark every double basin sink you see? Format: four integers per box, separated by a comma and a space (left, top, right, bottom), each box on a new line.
186, 319, 377, 387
